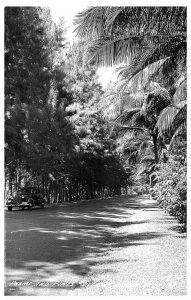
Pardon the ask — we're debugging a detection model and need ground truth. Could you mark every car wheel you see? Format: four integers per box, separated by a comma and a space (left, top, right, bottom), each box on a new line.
28, 198, 33, 210
8, 206, 12, 211
28, 203, 32, 210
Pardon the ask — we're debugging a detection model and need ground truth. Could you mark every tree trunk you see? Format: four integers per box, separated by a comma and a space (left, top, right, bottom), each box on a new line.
152, 133, 159, 164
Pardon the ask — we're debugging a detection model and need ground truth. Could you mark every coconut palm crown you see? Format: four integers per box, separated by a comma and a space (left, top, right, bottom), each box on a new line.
74, 6, 187, 166
74, 7, 186, 86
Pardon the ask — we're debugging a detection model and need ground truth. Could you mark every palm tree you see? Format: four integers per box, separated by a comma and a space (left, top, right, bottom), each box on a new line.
75, 7, 187, 178
105, 82, 170, 163
75, 6, 187, 142
74, 7, 186, 86
155, 78, 187, 147
120, 134, 156, 179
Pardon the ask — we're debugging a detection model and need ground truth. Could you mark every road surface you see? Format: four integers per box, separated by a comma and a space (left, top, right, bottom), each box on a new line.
5, 194, 187, 296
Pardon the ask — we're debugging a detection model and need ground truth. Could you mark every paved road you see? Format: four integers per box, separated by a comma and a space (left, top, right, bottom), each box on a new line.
5, 195, 187, 296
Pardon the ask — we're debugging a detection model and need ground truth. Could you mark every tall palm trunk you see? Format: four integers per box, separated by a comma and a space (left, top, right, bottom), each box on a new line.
152, 132, 159, 164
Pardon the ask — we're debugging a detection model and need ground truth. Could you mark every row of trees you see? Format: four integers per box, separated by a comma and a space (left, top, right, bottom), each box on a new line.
4, 7, 131, 203
74, 7, 187, 226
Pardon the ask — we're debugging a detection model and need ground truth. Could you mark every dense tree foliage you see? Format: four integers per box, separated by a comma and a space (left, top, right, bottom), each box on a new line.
5, 7, 76, 195
151, 150, 187, 230
4, 7, 130, 203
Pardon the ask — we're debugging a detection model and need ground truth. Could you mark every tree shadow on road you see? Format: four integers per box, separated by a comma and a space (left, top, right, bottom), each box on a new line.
4, 194, 171, 295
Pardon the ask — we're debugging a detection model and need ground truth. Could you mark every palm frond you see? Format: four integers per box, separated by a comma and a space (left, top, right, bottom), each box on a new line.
75, 7, 186, 39
115, 123, 145, 132
110, 91, 138, 117
172, 103, 187, 132
145, 84, 171, 115
115, 108, 140, 123
86, 32, 185, 67
117, 44, 160, 79
112, 122, 145, 139
86, 35, 143, 66
125, 140, 142, 149
120, 125, 145, 131
174, 100, 187, 109
101, 89, 136, 120
124, 135, 150, 144
155, 105, 178, 136
173, 78, 187, 105
155, 101, 187, 136
111, 81, 145, 107
103, 86, 143, 119
169, 123, 187, 150
116, 57, 170, 93
135, 164, 147, 179
123, 37, 184, 80
140, 154, 155, 164
74, 7, 107, 38
135, 154, 155, 179
105, 7, 125, 30
120, 133, 151, 154
74, 6, 186, 81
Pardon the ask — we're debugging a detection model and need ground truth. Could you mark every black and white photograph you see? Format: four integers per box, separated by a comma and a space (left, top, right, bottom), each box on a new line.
3, 0, 187, 296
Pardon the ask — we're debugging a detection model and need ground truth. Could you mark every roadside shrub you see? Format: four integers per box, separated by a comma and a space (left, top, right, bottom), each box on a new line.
150, 154, 187, 230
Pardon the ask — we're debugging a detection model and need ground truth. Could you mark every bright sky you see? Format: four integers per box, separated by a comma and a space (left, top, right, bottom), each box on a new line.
49, 3, 115, 88
50, 4, 86, 41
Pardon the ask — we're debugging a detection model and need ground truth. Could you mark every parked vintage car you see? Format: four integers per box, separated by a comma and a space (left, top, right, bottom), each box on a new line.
6, 187, 46, 211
